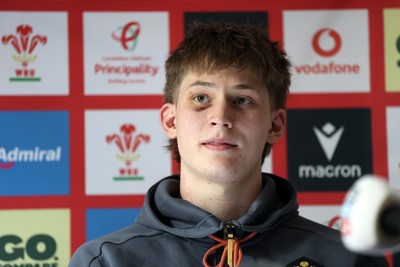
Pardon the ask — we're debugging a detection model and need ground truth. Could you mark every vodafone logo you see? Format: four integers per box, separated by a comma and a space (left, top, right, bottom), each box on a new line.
283, 10, 370, 93
112, 21, 141, 51
294, 27, 360, 75
312, 28, 342, 57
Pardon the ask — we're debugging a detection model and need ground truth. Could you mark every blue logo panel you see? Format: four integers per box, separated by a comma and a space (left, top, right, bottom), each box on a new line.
0, 111, 70, 196
86, 208, 141, 241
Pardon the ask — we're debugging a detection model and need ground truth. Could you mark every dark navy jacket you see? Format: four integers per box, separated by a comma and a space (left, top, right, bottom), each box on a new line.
69, 174, 389, 267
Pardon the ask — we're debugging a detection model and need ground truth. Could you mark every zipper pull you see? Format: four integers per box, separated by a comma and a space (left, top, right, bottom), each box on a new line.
224, 223, 236, 267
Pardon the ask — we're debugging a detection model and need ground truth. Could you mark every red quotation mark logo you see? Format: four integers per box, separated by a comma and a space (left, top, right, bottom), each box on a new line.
112, 22, 141, 51
312, 28, 342, 57
328, 215, 341, 229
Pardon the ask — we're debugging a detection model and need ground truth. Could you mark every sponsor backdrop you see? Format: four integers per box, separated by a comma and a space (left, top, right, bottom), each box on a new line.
0, 0, 399, 266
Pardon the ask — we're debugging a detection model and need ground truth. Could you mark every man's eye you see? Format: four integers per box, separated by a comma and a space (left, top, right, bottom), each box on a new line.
235, 97, 250, 105
193, 95, 209, 103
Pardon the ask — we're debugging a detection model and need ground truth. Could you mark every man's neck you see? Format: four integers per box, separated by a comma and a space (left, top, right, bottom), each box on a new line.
180, 171, 263, 222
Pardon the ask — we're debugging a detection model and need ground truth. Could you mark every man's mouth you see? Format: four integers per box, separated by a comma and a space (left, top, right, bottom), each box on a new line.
202, 139, 237, 150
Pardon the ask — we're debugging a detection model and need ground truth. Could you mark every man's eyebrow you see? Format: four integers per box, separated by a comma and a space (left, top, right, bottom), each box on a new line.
233, 83, 255, 90
188, 81, 256, 90
188, 80, 214, 88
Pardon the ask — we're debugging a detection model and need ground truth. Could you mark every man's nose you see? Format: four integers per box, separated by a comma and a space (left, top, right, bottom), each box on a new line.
209, 101, 233, 129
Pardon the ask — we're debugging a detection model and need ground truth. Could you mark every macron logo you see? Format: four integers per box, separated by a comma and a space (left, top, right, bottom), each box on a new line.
313, 122, 344, 161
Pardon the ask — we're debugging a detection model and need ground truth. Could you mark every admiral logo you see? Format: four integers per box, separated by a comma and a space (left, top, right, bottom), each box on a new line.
287, 109, 372, 191
0, 111, 69, 196
1, 24, 47, 82
294, 28, 360, 75
106, 123, 150, 181
0, 146, 62, 169
0, 234, 58, 266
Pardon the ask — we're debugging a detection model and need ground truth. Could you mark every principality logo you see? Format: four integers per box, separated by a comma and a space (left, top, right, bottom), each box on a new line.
112, 21, 141, 51
94, 21, 158, 82
1, 24, 47, 82
106, 123, 150, 181
312, 28, 342, 57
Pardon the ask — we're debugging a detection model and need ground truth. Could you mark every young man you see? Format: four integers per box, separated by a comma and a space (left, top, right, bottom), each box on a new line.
69, 23, 389, 267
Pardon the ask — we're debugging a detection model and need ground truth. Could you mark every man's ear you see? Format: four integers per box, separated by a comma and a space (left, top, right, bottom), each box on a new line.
160, 103, 177, 139
266, 108, 286, 144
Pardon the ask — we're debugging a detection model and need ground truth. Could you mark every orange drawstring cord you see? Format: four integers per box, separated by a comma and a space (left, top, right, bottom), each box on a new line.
202, 231, 257, 267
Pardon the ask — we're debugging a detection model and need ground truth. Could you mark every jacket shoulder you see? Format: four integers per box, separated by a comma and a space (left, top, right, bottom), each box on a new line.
283, 215, 389, 267
68, 223, 161, 267
285, 215, 341, 242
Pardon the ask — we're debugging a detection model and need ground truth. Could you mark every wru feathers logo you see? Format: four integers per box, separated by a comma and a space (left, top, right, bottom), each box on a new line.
106, 123, 150, 181
1, 24, 47, 81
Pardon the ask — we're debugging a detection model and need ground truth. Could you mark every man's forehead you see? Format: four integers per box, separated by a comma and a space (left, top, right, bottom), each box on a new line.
179, 68, 263, 87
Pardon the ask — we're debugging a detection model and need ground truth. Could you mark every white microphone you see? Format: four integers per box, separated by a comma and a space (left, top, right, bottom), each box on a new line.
340, 175, 400, 255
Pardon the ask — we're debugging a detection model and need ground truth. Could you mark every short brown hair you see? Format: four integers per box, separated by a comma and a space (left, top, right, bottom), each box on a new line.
164, 22, 291, 163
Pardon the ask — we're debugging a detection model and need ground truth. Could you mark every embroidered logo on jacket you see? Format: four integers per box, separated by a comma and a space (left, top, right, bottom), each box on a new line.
286, 257, 324, 267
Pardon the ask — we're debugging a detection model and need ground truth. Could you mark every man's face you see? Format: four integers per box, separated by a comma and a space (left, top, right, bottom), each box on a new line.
161, 68, 285, 182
